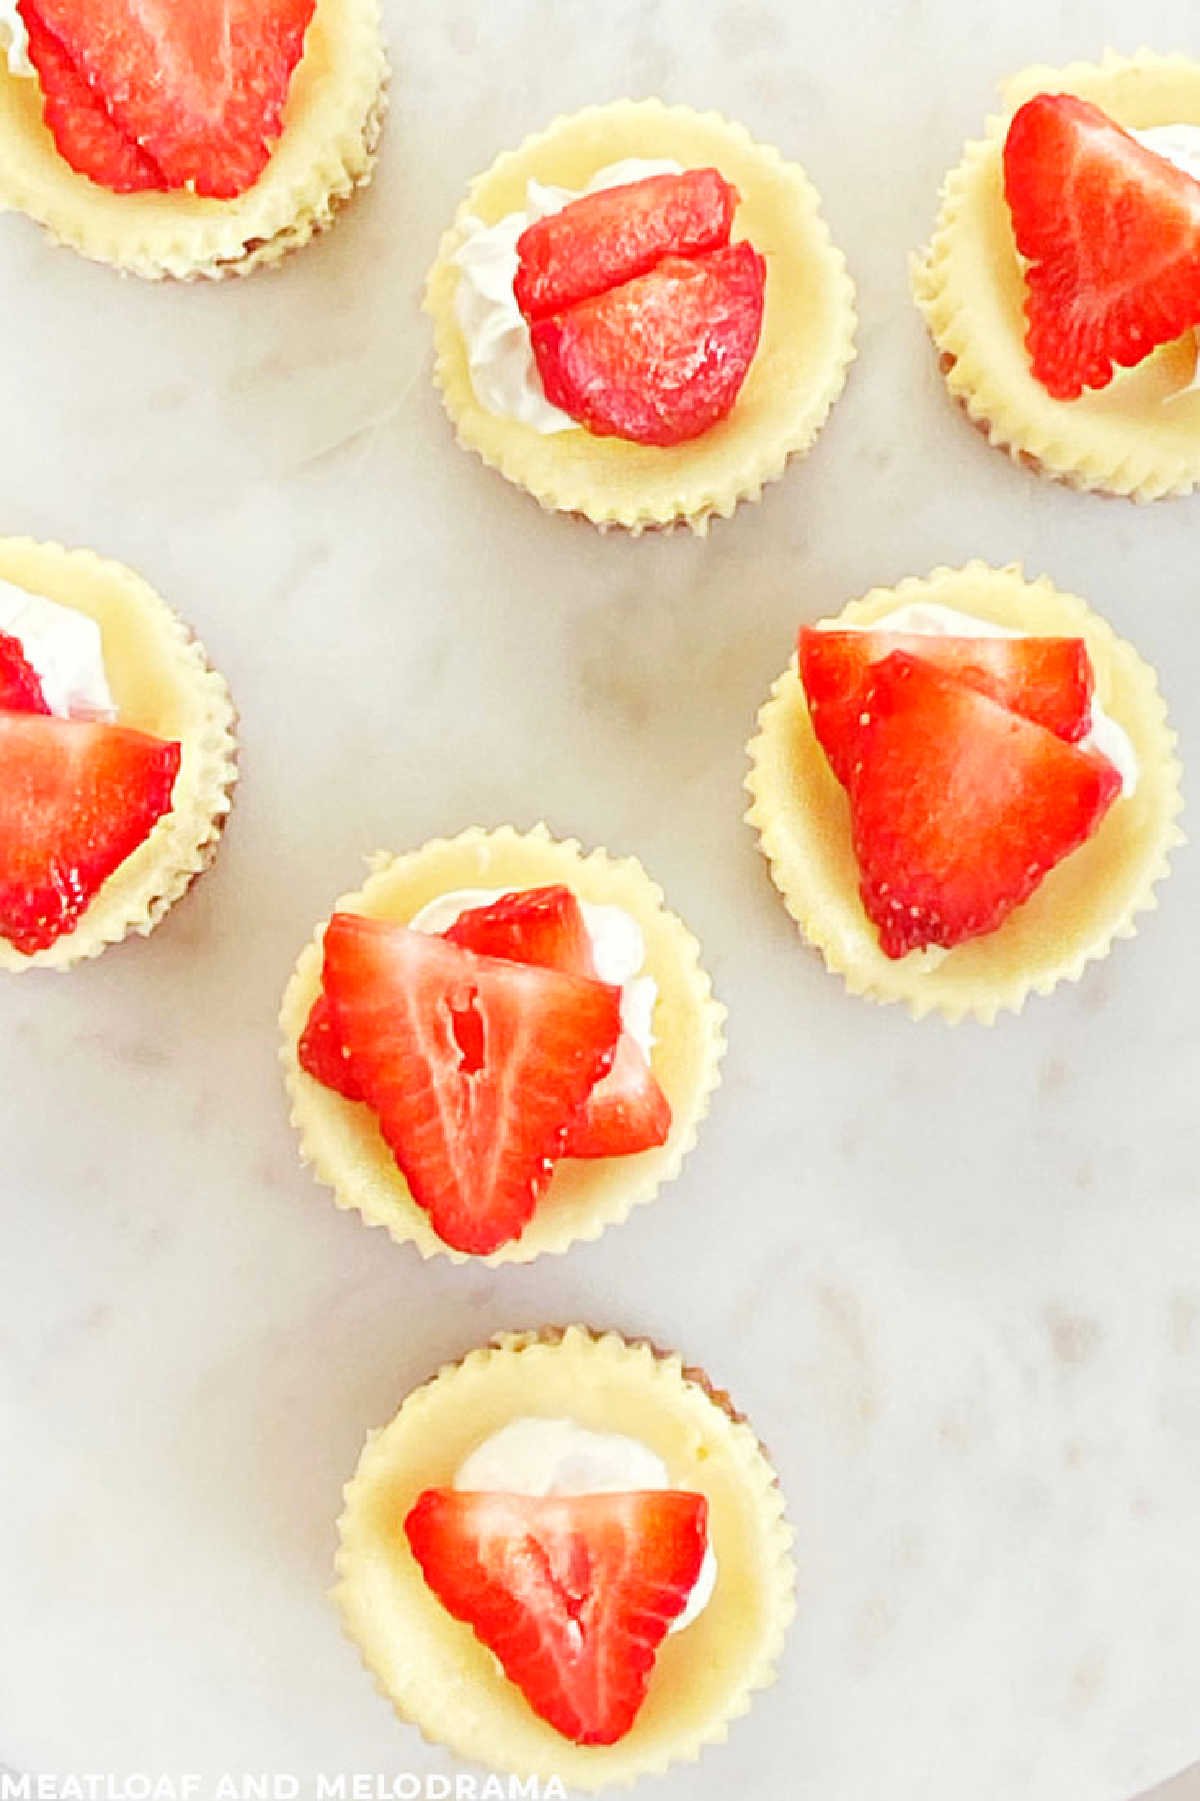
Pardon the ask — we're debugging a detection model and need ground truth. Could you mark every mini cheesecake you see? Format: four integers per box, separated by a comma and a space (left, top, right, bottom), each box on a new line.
0, 0, 387, 278
426, 100, 856, 533
915, 52, 1200, 499
335, 1327, 795, 1791
280, 826, 726, 1262
0, 537, 237, 973
746, 563, 1182, 1023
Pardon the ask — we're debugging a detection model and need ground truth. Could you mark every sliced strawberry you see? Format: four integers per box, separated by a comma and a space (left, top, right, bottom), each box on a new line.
301, 886, 672, 1161
0, 632, 50, 716
0, 714, 180, 955
563, 1030, 671, 1159
297, 888, 595, 1106
321, 915, 622, 1255
405, 1488, 708, 1745
20, 5, 167, 193
446, 886, 671, 1159
514, 168, 737, 323
799, 627, 1095, 785
23, 0, 316, 200
446, 885, 597, 978
298, 991, 362, 1101
846, 653, 1121, 958
1004, 93, 1200, 398
531, 241, 767, 446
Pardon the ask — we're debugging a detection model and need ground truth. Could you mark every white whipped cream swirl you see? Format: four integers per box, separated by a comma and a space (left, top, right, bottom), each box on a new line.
0, 580, 116, 721
0, 1, 32, 78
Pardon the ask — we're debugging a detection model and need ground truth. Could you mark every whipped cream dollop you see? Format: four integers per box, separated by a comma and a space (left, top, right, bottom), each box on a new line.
454, 1417, 717, 1633
453, 159, 684, 433
1130, 125, 1200, 398
0, 580, 116, 721
0, 2, 32, 78
834, 601, 1139, 796
408, 886, 657, 1057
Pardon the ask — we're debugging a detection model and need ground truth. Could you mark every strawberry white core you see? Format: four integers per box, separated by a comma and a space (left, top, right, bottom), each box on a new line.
0, 580, 116, 721
452, 159, 683, 433
454, 1417, 717, 1634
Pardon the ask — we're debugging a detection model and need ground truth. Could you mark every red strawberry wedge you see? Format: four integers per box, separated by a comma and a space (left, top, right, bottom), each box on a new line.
563, 1030, 671, 1159
0, 714, 180, 955
514, 169, 738, 322
0, 632, 50, 716
300, 887, 672, 1162
799, 627, 1094, 785
447, 886, 672, 1159
446, 884, 597, 978
531, 242, 767, 446
1004, 93, 1200, 398
20, 5, 167, 193
847, 653, 1121, 958
300, 887, 594, 1104
22, 0, 316, 199
298, 992, 362, 1101
320, 915, 622, 1255
405, 1489, 708, 1745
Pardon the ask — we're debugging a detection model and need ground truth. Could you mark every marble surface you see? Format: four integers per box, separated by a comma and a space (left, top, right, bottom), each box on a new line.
2, 1, 1199, 1797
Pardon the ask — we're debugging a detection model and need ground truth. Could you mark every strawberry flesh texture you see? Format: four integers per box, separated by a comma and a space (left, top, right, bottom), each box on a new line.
406, 1488, 708, 1746
532, 241, 767, 447
846, 653, 1121, 959
20, 5, 167, 193
299, 885, 594, 1106
799, 627, 1095, 787
1004, 93, 1200, 399
302, 886, 673, 1160
297, 991, 362, 1101
0, 713, 180, 955
448, 886, 672, 1159
562, 1029, 671, 1160
321, 915, 622, 1255
446, 883, 597, 978
514, 168, 737, 322
0, 632, 51, 716
22, 0, 316, 200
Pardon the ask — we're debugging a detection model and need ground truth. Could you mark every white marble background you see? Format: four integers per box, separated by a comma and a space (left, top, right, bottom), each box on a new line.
1, 1, 1199, 1796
